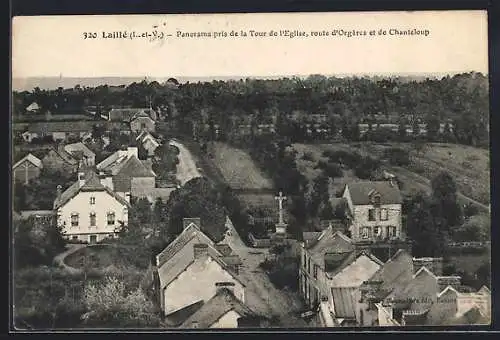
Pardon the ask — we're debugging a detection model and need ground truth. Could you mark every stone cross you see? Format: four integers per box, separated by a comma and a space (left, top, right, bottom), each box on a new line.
274, 191, 287, 225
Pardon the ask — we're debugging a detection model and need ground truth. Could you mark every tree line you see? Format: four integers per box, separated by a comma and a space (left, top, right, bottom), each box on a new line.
13, 72, 489, 148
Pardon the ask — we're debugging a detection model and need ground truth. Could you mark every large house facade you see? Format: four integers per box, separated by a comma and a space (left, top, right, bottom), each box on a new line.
53, 169, 131, 243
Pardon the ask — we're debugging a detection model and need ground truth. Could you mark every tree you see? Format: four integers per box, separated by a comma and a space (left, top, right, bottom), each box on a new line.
309, 174, 330, 217
81, 276, 160, 328
425, 114, 441, 141
165, 177, 226, 242
130, 197, 152, 224
431, 171, 463, 229
406, 191, 445, 257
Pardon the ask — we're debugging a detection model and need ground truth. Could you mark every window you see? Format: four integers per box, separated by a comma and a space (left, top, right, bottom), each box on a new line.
141, 123, 147, 129
308, 258, 311, 274
90, 213, 96, 227
380, 208, 388, 221
360, 227, 371, 239
313, 265, 318, 279
374, 226, 381, 237
108, 233, 115, 238
71, 213, 79, 227
90, 196, 96, 205
387, 226, 397, 238
107, 212, 115, 225
368, 209, 376, 221
373, 194, 381, 206
303, 253, 307, 268
72, 235, 78, 240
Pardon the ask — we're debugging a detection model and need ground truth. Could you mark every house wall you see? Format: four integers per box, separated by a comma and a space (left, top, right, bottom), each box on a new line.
163, 257, 245, 315
210, 310, 242, 328
427, 291, 458, 325
56, 190, 128, 243
52, 132, 67, 141
348, 203, 402, 242
13, 161, 41, 184
42, 150, 77, 173
130, 177, 156, 198
299, 247, 328, 308
131, 117, 156, 133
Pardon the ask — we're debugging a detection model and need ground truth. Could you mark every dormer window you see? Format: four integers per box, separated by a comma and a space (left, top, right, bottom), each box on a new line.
373, 194, 381, 206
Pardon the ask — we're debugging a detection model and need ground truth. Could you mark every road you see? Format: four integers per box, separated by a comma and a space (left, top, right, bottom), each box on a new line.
222, 217, 308, 328
169, 139, 202, 185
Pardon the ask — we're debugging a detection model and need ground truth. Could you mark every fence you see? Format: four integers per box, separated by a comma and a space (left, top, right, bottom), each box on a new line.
248, 232, 272, 248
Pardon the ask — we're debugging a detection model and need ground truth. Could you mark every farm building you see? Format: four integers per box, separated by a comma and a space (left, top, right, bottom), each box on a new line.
12, 153, 43, 184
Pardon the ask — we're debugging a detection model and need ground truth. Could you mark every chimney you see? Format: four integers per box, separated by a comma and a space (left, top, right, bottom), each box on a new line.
193, 243, 209, 260
127, 146, 138, 158
215, 282, 235, 295
56, 185, 62, 199
78, 171, 86, 188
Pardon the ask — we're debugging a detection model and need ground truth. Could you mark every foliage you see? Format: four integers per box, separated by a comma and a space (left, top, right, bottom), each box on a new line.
259, 256, 299, 291
384, 147, 411, 166
152, 143, 180, 180
14, 218, 66, 270
164, 177, 226, 242
431, 171, 464, 230
20, 169, 76, 210
405, 191, 446, 257
451, 214, 490, 242
81, 275, 160, 328
354, 156, 381, 179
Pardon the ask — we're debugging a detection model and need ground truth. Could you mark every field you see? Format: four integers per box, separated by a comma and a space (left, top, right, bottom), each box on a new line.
293, 142, 490, 211
211, 142, 273, 190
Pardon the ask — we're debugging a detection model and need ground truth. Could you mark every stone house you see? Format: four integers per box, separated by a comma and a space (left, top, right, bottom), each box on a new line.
154, 218, 245, 322
107, 108, 157, 133
53, 169, 130, 243
13, 153, 43, 184
299, 225, 384, 326
341, 181, 403, 243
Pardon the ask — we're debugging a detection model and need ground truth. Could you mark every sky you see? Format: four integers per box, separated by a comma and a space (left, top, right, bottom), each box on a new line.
12, 11, 488, 89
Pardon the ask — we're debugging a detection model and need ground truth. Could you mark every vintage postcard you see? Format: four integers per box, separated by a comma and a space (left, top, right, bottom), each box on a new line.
11, 11, 490, 331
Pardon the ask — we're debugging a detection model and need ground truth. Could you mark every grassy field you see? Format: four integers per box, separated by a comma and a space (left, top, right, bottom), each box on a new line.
211, 142, 274, 190
294, 142, 490, 208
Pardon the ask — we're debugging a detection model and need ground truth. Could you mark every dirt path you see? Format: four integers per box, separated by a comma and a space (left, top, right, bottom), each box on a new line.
169, 139, 202, 185
53, 244, 86, 274
222, 217, 307, 327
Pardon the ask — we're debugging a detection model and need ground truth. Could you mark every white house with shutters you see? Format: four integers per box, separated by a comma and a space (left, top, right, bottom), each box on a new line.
53, 168, 131, 243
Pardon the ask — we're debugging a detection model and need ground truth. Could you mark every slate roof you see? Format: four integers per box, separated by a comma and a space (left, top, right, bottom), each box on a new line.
113, 156, 156, 192
328, 252, 383, 287
108, 108, 157, 122
164, 300, 205, 327
156, 222, 215, 267
19, 210, 55, 219
180, 288, 258, 328
344, 181, 402, 205
361, 249, 415, 300
64, 142, 95, 158
53, 171, 131, 209
13, 153, 43, 169
26, 102, 40, 111
305, 227, 355, 269
156, 223, 244, 290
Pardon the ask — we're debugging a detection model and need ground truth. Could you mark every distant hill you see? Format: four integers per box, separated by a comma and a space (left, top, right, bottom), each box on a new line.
11, 72, 476, 92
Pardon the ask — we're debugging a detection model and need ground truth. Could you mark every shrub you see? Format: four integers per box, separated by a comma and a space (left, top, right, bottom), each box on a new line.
301, 152, 314, 161
384, 147, 410, 166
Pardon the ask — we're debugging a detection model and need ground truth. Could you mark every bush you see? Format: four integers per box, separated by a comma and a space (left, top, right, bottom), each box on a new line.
301, 152, 314, 161
384, 147, 410, 166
